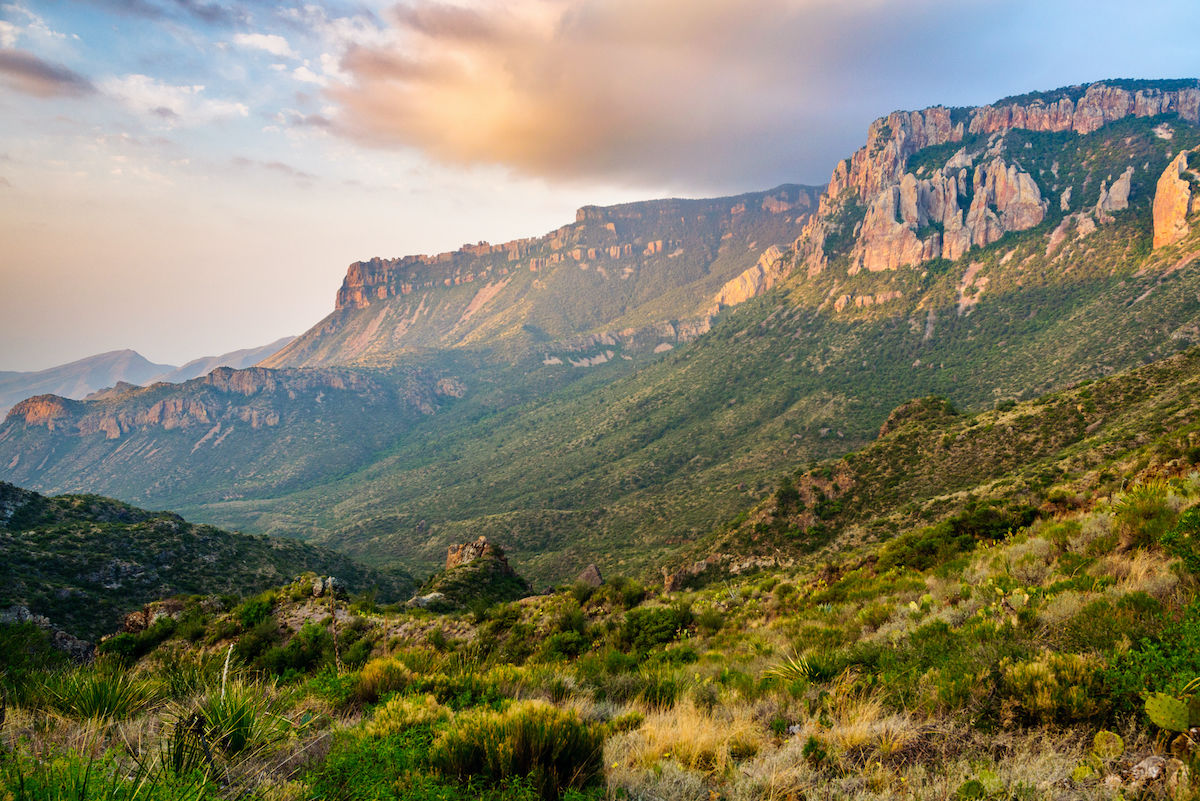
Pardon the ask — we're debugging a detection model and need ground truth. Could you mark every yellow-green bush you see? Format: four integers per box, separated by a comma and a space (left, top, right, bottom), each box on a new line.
366, 693, 449, 737
354, 656, 414, 703
999, 650, 1106, 724
428, 699, 603, 800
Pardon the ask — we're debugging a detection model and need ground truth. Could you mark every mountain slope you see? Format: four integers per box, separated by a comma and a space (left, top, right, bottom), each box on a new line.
0, 481, 414, 640
2, 80, 1200, 587
0, 350, 172, 416
262, 185, 822, 368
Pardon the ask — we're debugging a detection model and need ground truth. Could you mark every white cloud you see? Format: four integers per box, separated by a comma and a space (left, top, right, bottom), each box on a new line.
293, 65, 325, 85
0, 21, 17, 48
101, 74, 249, 128
233, 32, 297, 60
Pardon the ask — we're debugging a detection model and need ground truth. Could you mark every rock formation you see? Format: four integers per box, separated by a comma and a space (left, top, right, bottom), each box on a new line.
576, 564, 604, 588
5, 365, 456, 440
848, 156, 1046, 273
796, 80, 1199, 274
1096, 166, 1134, 220
1153, 151, 1194, 249
712, 246, 787, 308
445, 535, 510, 571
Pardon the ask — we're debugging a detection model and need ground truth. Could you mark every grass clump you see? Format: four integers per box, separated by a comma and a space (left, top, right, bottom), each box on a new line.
429, 700, 604, 800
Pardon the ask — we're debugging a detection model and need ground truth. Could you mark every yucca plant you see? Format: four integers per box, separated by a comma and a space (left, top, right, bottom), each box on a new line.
192, 682, 286, 756
765, 654, 813, 685
41, 668, 161, 722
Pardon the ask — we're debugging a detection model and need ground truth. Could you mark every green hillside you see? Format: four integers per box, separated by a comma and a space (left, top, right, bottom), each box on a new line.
0, 482, 414, 640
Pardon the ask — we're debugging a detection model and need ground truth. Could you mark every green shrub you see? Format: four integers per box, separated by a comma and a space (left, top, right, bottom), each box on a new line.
1162, 506, 1200, 573
429, 700, 604, 800
258, 621, 334, 678
620, 604, 692, 652
637, 668, 682, 710
235, 594, 274, 629
355, 656, 415, 703
0, 623, 65, 704
0, 745, 217, 800
193, 681, 286, 755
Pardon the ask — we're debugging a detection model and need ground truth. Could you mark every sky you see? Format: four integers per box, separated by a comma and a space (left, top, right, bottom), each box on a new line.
1, 0, 1199, 371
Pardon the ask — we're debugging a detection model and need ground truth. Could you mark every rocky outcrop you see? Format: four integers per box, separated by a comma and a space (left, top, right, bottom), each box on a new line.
5, 365, 456, 440
969, 83, 1200, 136
850, 157, 1046, 273
1154, 151, 1194, 249
445, 535, 509, 571
1, 605, 92, 662
712, 245, 788, 308
1096, 166, 1134, 219
576, 564, 604, 588
121, 599, 185, 633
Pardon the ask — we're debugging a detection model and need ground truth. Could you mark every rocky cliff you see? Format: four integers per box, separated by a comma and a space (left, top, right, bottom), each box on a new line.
795, 80, 1200, 276
262, 185, 822, 369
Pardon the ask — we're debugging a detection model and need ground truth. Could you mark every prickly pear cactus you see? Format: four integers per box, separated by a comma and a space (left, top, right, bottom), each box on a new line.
1092, 730, 1124, 761
1145, 692, 1191, 732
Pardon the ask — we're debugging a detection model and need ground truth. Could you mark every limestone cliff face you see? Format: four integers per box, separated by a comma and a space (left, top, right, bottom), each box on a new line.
712, 245, 787, 308
4, 366, 453, 441
797, 81, 1200, 275
265, 185, 822, 368
1153, 150, 1195, 249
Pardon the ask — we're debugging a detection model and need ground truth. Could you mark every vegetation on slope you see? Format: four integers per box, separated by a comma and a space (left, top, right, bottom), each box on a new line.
3, 387, 1199, 798
0, 483, 414, 641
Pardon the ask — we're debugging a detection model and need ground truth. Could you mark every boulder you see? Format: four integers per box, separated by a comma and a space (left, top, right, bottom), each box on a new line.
576, 564, 604, 588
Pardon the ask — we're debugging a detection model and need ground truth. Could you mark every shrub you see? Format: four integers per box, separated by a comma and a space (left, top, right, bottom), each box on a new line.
1113, 480, 1176, 550
193, 681, 286, 755
1162, 506, 1200, 573
0, 623, 65, 704
637, 668, 682, 710
366, 693, 449, 737
235, 594, 274, 629
620, 604, 692, 653
999, 650, 1106, 724
695, 607, 724, 635
428, 700, 604, 800
355, 656, 415, 704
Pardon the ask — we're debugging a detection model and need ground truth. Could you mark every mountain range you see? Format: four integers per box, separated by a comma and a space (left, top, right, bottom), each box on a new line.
0, 337, 295, 416
2, 78, 1199, 588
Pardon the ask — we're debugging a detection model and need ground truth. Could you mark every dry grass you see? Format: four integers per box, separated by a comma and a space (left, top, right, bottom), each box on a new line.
605, 698, 765, 779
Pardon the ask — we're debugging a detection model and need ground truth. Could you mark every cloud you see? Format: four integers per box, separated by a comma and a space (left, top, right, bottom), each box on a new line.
229, 155, 317, 183
325, 0, 1200, 191
0, 21, 17, 48
233, 32, 297, 59
0, 49, 95, 97
101, 73, 248, 126
74, 0, 248, 26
